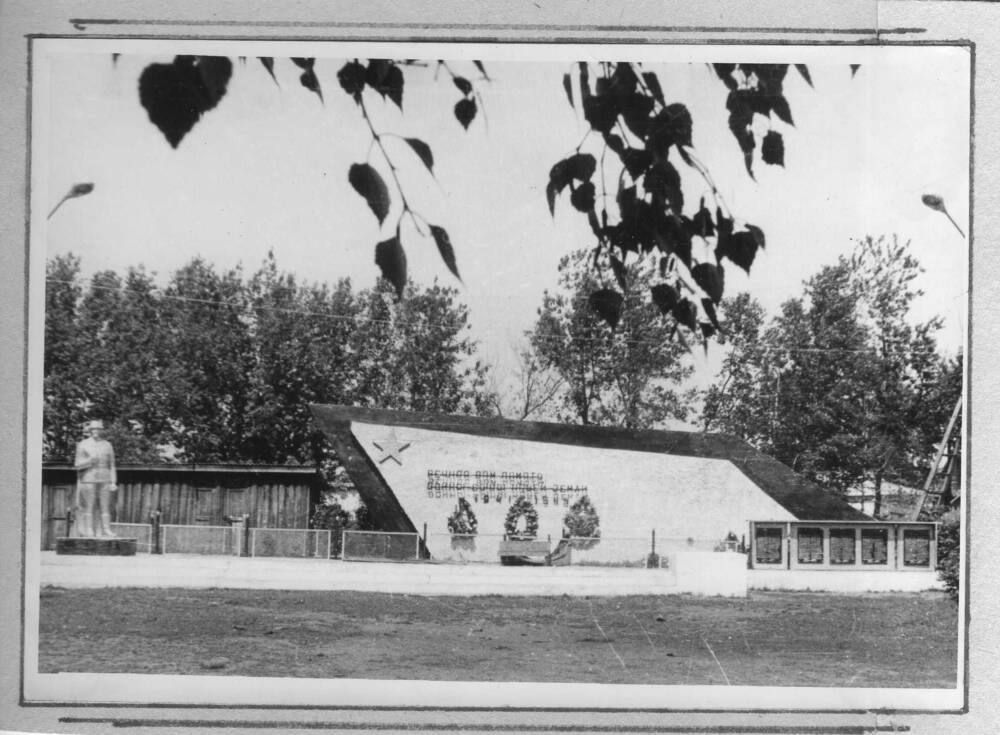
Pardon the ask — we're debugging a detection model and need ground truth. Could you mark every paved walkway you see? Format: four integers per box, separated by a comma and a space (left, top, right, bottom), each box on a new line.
39, 551, 680, 596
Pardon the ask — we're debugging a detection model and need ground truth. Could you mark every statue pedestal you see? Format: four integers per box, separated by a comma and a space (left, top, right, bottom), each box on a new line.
56, 537, 137, 556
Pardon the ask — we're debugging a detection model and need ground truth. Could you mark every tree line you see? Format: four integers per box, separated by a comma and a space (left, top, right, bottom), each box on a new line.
44, 234, 961, 517
43, 252, 490, 466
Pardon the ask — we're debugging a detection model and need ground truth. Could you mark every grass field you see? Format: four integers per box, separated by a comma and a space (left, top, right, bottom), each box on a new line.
38, 587, 957, 687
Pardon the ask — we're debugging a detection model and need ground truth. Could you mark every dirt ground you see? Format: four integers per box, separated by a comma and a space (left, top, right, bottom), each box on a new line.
38, 587, 957, 687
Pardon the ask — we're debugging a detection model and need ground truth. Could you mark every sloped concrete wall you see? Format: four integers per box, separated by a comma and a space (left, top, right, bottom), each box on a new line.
351, 422, 796, 564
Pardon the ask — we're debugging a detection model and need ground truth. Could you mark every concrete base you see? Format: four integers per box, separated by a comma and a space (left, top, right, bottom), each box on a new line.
55, 537, 137, 556
39, 551, 748, 597
748, 568, 944, 593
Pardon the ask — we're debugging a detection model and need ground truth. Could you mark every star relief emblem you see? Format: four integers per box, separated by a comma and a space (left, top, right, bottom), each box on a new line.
372, 430, 411, 465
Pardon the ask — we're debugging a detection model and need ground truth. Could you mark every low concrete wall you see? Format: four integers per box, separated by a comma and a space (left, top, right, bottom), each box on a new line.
748, 568, 944, 593
39, 551, 749, 597
671, 550, 748, 597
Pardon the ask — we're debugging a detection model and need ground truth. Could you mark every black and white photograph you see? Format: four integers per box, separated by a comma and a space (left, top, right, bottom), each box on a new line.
4, 4, 991, 731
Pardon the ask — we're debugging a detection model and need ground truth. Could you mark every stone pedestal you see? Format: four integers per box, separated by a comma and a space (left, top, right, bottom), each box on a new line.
55, 537, 137, 556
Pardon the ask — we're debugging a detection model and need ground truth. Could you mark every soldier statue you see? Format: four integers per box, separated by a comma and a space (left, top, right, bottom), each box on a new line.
74, 419, 118, 538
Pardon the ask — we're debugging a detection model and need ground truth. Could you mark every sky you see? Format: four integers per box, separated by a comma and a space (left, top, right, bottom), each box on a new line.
36, 40, 971, 403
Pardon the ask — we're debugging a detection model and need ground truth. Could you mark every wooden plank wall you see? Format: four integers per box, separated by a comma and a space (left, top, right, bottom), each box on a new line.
40, 466, 319, 550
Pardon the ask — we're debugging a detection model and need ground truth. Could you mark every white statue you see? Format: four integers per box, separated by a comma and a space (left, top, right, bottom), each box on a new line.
73, 419, 118, 538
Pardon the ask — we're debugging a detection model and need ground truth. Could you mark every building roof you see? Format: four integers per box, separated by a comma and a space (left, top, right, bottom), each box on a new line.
309, 405, 870, 522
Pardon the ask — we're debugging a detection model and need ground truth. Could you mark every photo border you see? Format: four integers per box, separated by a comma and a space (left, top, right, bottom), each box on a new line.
2, 2, 991, 733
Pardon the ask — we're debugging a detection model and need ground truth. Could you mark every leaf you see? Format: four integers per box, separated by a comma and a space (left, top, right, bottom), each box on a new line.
68, 182, 95, 198
716, 229, 760, 273
761, 130, 785, 166
578, 62, 591, 102
582, 94, 619, 135
646, 103, 693, 155
609, 255, 628, 291
644, 160, 683, 212
382, 64, 404, 109
404, 138, 434, 173
771, 95, 793, 126
621, 148, 653, 179
291, 57, 314, 71
653, 215, 692, 268
299, 68, 323, 102
850, 64, 861, 77
547, 160, 573, 214
650, 283, 680, 315
429, 225, 460, 281
562, 73, 574, 107
726, 90, 756, 176
673, 298, 699, 333
621, 92, 655, 139
922, 194, 946, 212
746, 224, 765, 250
455, 98, 477, 129
570, 182, 596, 213
138, 56, 233, 148
565, 153, 597, 181
713, 63, 738, 90
701, 298, 721, 332
546, 182, 559, 217
794, 64, 813, 87
365, 59, 391, 87
604, 133, 625, 155
453, 76, 473, 96
375, 236, 407, 299
588, 289, 624, 330
692, 262, 725, 304
259, 57, 278, 85
692, 201, 715, 238
700, 322, 717, 340
337, 61, 367, 100
348, 163, 391, 225
473, 60, 490, 80
642, 71, 666, 107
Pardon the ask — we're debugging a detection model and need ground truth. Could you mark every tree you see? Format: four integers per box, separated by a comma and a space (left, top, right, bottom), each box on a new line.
157, 259, 256, 461
529, 249, 694, 428
43, 255, 86, 460
702, 236, 961, 512
128, 56, 850, 339
482, 340, 564, 421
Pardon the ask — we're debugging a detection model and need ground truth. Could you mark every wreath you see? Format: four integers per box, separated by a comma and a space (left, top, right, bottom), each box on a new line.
563, 494, 600, 549
504, 496, 539, 539
447, 497, 478, 535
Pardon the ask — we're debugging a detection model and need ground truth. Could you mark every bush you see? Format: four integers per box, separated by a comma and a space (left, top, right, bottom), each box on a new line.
311, 502, 358, 558
936, 509, 961, 601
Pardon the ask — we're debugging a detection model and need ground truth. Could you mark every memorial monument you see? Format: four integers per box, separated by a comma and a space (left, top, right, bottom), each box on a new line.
56, 419, 136, 555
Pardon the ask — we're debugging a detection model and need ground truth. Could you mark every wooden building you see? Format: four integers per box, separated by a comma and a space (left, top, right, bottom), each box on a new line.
41, 463, 322, 550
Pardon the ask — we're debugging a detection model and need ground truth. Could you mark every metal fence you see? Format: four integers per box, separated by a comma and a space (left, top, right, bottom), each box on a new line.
161, 524, 240, 555
251, 528, 331, 559
341, 530, 422, 562
108, 522, 154, 553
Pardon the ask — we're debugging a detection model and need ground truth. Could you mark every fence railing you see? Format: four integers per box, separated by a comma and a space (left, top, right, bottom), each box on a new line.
108, 522, 154, 553
161, 524, 240, 555
251, 528, 331, 559
342, 530, 421, 562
